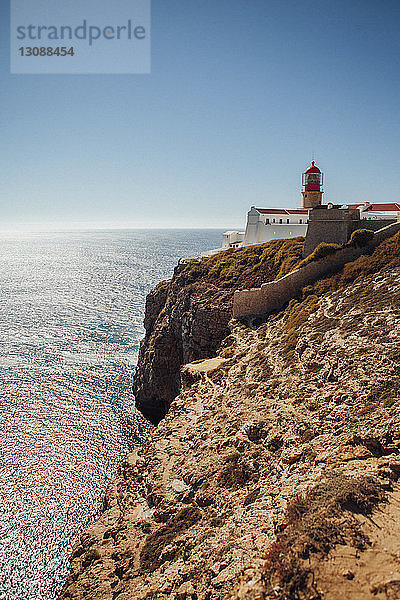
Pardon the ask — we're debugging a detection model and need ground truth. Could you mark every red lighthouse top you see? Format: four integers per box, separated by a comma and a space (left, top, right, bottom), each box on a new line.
302, 161, 323, 191
305, 161, 321, 174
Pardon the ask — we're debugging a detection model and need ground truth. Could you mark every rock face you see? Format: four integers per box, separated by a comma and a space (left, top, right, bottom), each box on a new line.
133, 266, 231, 424
60, 233, 400, 600
133, 238, 305, 424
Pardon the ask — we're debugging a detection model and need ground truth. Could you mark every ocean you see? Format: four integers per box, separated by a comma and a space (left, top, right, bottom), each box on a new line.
0, 229, 223, 600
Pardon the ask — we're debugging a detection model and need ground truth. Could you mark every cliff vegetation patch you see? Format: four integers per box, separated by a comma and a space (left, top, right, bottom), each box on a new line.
298, 242, 341, 269
279, 231, 400, 363
217, 452, 255, 489
262, 473, 385, 600
140, 505, 202, 572
181, 237, 305, 303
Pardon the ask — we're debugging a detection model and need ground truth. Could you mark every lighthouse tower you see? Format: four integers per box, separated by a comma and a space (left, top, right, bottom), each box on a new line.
302, 161, 323, 209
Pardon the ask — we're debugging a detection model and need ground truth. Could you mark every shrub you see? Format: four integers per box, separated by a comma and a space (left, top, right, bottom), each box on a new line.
140, 505, 201, 572
262, 473, 385, 599
349, 228, 374, 248
298, 242, 341, 269
217, 452, 253, 488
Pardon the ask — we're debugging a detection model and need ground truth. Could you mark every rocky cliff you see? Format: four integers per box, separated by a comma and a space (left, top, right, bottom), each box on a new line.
61, 232, 400, 600
133, 238, 304, 424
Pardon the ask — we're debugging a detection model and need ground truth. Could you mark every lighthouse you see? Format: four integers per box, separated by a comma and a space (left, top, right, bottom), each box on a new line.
220, 158, 400, 253
302, 161, 323, 209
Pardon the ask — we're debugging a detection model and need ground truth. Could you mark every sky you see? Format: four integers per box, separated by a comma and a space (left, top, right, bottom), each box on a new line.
0, 0, 400, 230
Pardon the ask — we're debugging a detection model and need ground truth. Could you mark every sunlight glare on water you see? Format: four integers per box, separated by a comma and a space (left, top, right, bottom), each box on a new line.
0, 229, 223, 600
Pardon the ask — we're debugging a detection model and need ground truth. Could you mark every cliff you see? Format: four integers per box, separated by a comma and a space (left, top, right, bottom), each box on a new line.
61, 231, 400, 600
133, 237, 304, 424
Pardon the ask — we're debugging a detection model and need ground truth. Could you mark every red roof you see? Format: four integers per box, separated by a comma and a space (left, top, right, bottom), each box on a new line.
256, 208, 308, 215
305, 161, 321, 174
348, 203, 400, 212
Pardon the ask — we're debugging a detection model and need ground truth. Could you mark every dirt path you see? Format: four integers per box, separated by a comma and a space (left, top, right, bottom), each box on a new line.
312, 487, 400, 600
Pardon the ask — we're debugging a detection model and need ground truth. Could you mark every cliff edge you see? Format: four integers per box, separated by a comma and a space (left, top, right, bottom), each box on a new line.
61, 232, 400, 600
133, 238, 304, 424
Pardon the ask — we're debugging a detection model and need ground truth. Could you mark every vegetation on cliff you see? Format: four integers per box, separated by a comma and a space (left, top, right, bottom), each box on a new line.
280, 230, 400, 361
297, 241, 341, 268
180, 237, 305, 306
135, 231, 400, 425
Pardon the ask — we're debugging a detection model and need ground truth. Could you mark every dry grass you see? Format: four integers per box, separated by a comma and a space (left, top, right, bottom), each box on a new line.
281, 295, 320, 362
365, 379, 400, 408
217, 452, 254, 488
298, 242, 341, 268
140, 505, 202, 572
279, 231, 400, 362
178, 237, 305, 307
262, 473, 385, 600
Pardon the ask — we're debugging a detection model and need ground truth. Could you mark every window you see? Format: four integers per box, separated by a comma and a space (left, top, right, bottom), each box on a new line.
279, 219, 282, 224
266, 218, 269, 224
299, 219, 302, 224
287, 219, 290, 224
273, 218, 275, 223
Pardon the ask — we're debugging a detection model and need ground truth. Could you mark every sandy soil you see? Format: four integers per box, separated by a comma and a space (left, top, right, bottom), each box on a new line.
312, 487, 400, 600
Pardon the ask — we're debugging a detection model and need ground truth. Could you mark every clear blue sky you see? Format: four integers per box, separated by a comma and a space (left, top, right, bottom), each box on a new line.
1, 0, 399, 229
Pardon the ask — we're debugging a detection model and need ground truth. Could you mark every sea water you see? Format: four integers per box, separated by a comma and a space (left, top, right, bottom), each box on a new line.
0, 229, 223, 600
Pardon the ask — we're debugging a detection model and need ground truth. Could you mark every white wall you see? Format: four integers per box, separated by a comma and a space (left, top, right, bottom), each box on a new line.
222, 231, 245, 249
243, 208, 307, 245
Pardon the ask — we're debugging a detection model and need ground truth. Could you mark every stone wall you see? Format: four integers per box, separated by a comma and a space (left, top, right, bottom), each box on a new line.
303, 206, 395, 257
233, 221, 400, 319
303, 207, 360, 257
